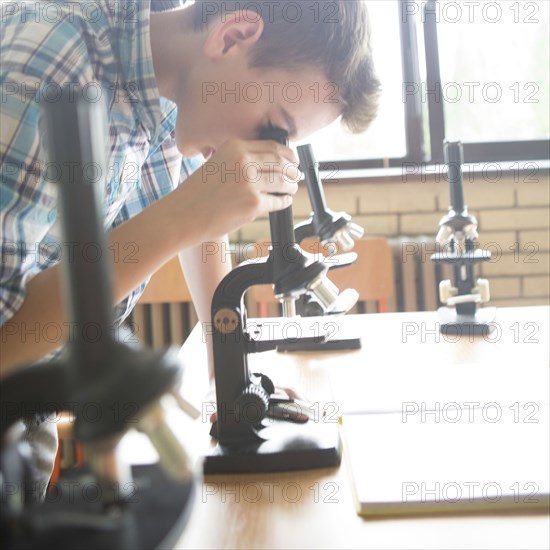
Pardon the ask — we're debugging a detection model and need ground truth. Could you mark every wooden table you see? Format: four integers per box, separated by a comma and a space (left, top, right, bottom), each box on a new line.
126, 306, 550, 549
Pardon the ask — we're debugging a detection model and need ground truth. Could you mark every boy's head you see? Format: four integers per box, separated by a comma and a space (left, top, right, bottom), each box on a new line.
155, 0, 380, 157
190, 0, 380, 134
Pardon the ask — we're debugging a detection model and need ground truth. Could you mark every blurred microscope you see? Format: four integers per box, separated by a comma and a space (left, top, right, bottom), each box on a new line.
431, 141, 496, 334
0, 93, 196, 549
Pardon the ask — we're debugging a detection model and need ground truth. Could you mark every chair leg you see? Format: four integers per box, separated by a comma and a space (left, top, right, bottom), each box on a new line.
50, 443, 62, 486
48, 418, 85, 492
259, 302, 268, 318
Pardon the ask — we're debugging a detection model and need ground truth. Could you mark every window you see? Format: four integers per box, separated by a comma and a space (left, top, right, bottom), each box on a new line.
295, 0, 407, 163
303, 0, 549, 168
437, 1, 549, 143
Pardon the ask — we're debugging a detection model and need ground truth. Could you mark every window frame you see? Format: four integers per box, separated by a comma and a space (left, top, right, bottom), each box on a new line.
318, 0, 550, 172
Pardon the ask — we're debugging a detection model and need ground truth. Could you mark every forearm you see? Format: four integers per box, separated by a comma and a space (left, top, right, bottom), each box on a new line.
178, 235, 233, 382
0, 184, 200, 378
1, 138, 300, 378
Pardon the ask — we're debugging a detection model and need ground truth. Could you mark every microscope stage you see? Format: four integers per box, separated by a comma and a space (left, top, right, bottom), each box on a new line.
246, 316, 362, 352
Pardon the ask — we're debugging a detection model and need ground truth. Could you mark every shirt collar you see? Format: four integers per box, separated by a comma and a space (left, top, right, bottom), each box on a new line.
115, 0, 163, 141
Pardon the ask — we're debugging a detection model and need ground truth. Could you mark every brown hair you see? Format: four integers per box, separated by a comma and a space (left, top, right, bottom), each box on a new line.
190, 0, 381, 133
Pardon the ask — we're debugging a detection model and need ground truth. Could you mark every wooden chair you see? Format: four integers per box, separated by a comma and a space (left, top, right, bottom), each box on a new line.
49, 412, 84, 487
132, 256, 195, 348
246, 238, 395, 316
320, 238, 395, 313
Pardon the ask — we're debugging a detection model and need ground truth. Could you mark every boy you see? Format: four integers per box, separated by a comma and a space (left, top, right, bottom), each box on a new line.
1, 0, 380, 493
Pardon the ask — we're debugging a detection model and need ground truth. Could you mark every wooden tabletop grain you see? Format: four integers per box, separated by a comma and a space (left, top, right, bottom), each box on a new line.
123, 306, 550, 549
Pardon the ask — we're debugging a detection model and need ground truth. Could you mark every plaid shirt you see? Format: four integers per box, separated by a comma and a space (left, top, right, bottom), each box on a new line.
0, 0, 202, 330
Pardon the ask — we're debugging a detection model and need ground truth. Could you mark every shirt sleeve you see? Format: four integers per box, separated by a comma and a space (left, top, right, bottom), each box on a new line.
0, 13, 96, 325
109, 126, 203, 325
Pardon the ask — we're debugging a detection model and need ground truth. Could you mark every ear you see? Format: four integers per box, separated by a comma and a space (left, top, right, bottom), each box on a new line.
203, 11, 264, 59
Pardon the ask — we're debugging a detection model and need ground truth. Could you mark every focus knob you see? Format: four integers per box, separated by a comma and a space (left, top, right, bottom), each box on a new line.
252, 373, 275, 396
235, 384, 270, 424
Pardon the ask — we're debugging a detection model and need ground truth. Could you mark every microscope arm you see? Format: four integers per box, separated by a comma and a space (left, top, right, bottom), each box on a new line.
294, 217, 316, 243
211, 258, 328, 445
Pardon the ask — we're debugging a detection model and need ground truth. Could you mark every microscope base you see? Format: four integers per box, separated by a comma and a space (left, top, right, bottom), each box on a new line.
204, 418, 342, 474
9, 464, 194, 550
437, 306, 497, 336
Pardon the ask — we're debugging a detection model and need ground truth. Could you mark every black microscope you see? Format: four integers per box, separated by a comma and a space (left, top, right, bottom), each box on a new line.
289, 144, 364, 319
0, 92, 196, 549
260, 138, 365, 349
205, 128, 365, 474
431, 141, 496, 335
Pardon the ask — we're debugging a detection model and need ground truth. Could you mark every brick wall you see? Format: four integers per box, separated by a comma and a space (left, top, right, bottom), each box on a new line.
229, 170, 550, 309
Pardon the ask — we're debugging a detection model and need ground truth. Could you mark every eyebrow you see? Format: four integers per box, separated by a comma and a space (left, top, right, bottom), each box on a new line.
280, 107, 298, 139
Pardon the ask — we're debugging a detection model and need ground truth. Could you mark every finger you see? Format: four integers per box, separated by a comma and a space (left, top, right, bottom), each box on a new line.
236, 159, 300, 192
244, 140, 299, 165
259, 193, 293, 213
278, 386, 300, 400
256, 175, 299, 196
238, 153, 301, 183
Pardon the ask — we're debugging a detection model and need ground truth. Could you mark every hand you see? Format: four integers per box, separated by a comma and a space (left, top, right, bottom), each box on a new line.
181, 139, 300, 241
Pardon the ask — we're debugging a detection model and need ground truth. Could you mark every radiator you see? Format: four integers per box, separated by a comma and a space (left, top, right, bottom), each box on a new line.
391, 237, 453, 313
127, 237, 451, 349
